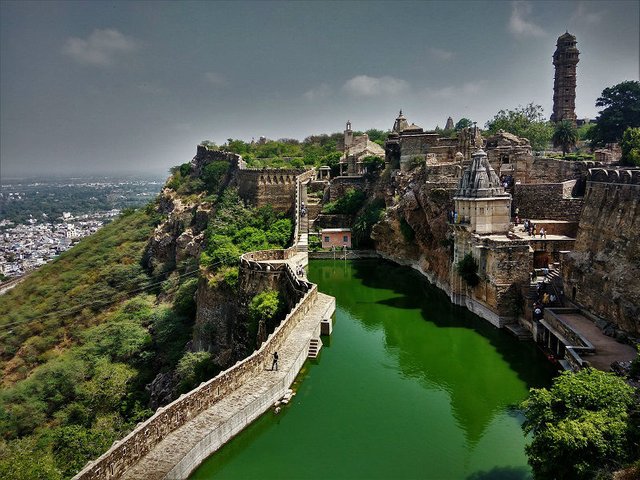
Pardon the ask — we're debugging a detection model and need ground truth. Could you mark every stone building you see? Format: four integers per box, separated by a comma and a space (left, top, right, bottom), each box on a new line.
384, 111, 482, 171
450, 149, 531, 327
453, 149, 512, 234
551, 32, 579, 125
338, 121, 385, 176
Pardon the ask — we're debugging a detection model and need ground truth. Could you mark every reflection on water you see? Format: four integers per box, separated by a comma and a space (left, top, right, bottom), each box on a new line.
191, 260, 555, 480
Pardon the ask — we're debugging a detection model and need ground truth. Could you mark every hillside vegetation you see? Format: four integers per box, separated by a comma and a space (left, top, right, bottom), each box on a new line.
0, 152, 296, 478
0, 207, 200, 478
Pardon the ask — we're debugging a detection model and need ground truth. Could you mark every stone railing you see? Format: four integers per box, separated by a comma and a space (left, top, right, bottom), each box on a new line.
541, 308, 595, 370
74, 249, 318, 480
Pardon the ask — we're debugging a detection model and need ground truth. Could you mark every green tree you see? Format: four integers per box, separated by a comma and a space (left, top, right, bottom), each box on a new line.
249, 290, 281, 323
552, 120, 578, 156
520, 368, 635, 479
352, 199, 385, 247
620, 127, 640, 166
455, 118, 473, 131
365, 129, 389, 146
485, 103, 553, 151
588, 81, 640, 147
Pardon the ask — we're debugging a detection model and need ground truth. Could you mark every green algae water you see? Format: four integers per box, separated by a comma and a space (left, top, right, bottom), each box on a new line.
191, 260, 556, 480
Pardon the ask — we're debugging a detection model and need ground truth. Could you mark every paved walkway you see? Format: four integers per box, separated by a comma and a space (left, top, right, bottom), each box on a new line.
121, 292, 335, 480
556, 312, 636, 370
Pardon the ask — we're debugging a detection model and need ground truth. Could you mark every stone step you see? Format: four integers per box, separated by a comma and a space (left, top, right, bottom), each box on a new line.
308, 338, 322, 359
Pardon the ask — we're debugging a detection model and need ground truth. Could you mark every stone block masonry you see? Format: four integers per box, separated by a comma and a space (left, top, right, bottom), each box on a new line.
237, 169, 303, 213
514, 182, 584, 221
563, 182, 640, 334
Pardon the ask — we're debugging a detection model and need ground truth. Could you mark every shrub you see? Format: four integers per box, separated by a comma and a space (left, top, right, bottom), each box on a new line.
322, 188, 366, 215
456, 253, 480, 287
176, 351, 214, 392
202, 160, 230, 193
352, 198, 385, 247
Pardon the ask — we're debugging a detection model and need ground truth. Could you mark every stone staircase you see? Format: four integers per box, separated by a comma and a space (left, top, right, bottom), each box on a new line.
308, 337, 322, 358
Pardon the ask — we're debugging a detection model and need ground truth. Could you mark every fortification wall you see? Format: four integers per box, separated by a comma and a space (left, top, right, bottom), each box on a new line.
563, 182, 640, 334
74, 249, 317, 480
192, 146, 244, 177
514, 182, 584, 221
329, 176, 367, 201
237, 169, 304, 213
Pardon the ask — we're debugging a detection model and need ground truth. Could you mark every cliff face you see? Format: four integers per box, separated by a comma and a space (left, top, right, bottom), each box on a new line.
563, 182, 640, 334
372, 165, 457, 290
145, 189, 209, 274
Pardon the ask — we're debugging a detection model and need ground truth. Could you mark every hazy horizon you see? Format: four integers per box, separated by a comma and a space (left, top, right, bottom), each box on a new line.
2, 0, 639, 178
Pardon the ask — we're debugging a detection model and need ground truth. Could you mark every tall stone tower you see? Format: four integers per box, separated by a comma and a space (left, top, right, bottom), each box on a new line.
551, 32, 579, 124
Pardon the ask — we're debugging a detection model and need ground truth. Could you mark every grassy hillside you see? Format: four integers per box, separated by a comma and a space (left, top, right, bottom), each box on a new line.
0, 207, 199, 479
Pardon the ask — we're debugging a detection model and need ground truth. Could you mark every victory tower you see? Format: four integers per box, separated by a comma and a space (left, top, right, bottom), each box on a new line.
551, 32, 579, 125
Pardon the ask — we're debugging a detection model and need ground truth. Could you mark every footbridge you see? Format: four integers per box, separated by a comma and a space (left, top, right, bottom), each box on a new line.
74, 168, 335, 480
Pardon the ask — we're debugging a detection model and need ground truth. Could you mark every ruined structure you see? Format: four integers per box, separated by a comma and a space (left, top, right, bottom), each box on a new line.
384, 111, 483, 171
551, 32, 579, 125
337, 121, 385, 176
445, 116, 454, 131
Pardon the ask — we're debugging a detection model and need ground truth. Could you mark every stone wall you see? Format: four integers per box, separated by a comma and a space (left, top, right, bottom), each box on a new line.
328, 176, 368, 202
451, 231, 531, 326
237, 169, 304, 213
513, 182, 584, 221
74, 249, 317, 480
563, 182, 640, 334
191, 146, 244, 177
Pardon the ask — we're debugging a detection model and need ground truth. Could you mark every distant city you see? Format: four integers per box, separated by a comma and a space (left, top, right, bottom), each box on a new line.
0, 176, 164, 278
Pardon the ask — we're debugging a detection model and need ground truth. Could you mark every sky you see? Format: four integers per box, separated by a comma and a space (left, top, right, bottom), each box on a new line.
1, 0, 639, 178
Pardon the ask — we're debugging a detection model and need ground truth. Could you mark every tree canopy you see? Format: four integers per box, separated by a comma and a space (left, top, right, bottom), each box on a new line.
588, 80, 640, 147
520, 368, 637, 479
620, 127, 640, 166
455, 118, 473, 131
485, 103, 553, 151
552, 120, 578, 156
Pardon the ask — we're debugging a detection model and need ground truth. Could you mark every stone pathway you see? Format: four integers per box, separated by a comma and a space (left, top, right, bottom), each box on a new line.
555, 312, 636, 371
121, 292, 335, 480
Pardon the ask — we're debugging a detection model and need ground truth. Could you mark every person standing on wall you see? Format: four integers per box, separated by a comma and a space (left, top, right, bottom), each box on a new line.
272, 351, 279, 371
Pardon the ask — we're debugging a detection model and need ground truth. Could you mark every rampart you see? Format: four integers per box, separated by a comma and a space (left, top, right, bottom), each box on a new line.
236, 168, 315, 214
513, 181, 584, 221
191, 146, 245, 177
562, 181, 640, 333
74, 248, 318, 480
587, 167, 640, 185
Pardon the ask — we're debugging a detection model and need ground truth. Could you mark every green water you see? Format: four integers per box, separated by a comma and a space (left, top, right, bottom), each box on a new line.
191, 260, 556, 480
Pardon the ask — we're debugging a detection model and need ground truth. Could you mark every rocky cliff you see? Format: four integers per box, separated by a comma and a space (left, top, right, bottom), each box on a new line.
372, 164, 459, 291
